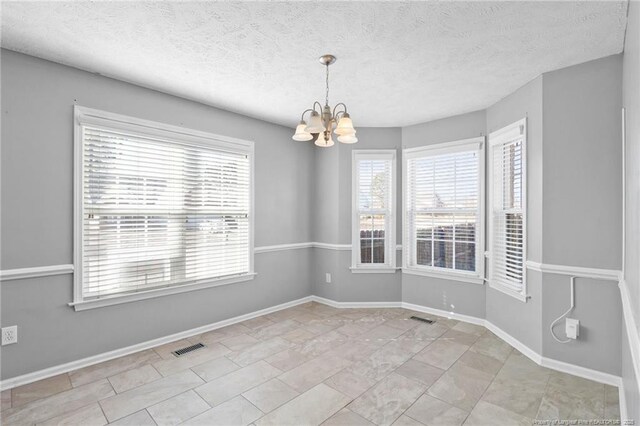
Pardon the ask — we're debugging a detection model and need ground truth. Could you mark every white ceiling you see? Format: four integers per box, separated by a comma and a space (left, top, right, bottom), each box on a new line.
1, 1, 628, 128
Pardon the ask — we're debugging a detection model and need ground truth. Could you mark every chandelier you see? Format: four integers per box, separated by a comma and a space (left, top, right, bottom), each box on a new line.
292, 54, 357, 147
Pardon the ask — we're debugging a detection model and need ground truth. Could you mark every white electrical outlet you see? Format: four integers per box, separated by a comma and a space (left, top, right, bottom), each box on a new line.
565, 318, 579, 340
2, 326, 18, 345
325, 273, 332, 283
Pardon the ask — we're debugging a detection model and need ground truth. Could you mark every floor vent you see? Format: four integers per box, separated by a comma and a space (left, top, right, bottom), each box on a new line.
172, 342, 205, 357
410, 316, 435, 324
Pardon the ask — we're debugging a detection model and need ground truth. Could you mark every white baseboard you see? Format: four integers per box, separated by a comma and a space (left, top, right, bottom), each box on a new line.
402, 302, 485, 326
619, 382, 628, 422
310, 297, 623, 388
310, 296, 402, 309
1, 294, 624, 394
483, 321, 542, 364
0, 296, 313, 391
539, 356, 622, 387
311, 298, 622, 389
484, 320, 621, 387
619, 279, 640, 422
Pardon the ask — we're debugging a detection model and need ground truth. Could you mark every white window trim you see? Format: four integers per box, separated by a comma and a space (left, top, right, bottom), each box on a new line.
402, 137, 485, 284
351, 149, 397, 272
72, 106, 255, 311
488, 118, 528, 302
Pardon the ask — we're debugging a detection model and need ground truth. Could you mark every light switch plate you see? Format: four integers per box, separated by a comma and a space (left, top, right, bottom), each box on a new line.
325, 273, 332, 283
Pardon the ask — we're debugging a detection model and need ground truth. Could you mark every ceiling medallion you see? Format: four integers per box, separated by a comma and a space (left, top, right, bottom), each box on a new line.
292, 55, 357, 147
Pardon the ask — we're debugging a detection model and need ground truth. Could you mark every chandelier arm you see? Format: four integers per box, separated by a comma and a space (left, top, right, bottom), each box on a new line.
332, 102, 348, 119
312, 101, 323, 113
300, 108, 314, 122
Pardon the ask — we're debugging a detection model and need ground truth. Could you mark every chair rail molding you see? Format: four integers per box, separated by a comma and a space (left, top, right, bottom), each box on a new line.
1, 241, 404, 282
526, 260, 622, 281
0, 264, 75, 281
254, 242, 314, 253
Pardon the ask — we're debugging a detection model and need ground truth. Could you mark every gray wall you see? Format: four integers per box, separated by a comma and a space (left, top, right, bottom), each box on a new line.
401, 111, 487, 319
483, 56, 623, 375
542, 55, 622, 269
0, 50, 315, 379
540, 55, 622, 375
623, 0, 640, 419
485, 76, 544, 353
311, 127, 403, 303
0, 46, 630, 383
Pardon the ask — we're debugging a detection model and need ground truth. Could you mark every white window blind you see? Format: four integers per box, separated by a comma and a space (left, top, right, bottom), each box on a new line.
352, 150, 396, 270
74, 107, 254, 306
403, 138, 484, 282
489, 119, 527, 300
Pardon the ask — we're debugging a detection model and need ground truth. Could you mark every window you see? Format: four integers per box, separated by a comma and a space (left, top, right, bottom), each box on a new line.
489, 119, 527, 301
351, 150, 396, 272
403, 138, 484, 283
73, 106, 254, 310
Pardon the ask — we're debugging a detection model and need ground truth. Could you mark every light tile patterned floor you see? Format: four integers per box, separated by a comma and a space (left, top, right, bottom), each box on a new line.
0, 302, 621, 425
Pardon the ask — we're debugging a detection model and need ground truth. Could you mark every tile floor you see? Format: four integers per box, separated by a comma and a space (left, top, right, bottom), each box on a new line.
0, 302, 621, 425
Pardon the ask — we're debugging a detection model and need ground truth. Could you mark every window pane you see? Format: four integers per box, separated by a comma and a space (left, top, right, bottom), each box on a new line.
81, 125, 251, 299
491, 133, 526, 294
372, 239, 385, 263
358, 159, 390, 210
434, 154, 456, 208
499, 141, 523, 210
411, 157, 435, 210
454, 214, 476, 242
455, 151, 479, 208
433, 213, 454, 241
417, 240, 432, 266
360, 215, 373, 239
455, 242, 475, 271
358, 160, 373, 209
416, 213, 433, 239
360, 239, 372, 264
406, 144, 480, 274
359, 214, 385, 264
372, 215, 385, 239
433, 240, 454, 268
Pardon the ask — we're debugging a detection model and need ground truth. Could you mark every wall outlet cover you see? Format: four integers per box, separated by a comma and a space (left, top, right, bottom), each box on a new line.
2, 325, 18, 345
325, 273, 332, 284
565, 318, 579, 339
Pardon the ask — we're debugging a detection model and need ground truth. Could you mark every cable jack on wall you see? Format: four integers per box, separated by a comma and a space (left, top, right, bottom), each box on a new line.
550, 276, 580, 343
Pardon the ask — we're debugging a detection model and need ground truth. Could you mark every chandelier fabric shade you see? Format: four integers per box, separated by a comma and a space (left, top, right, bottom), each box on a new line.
292, 55, 357, 148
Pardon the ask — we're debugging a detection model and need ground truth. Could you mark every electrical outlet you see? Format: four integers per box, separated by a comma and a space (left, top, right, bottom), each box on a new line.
325, 273, 332, 284
2, 326, 18, 345
565, 318, 579, 340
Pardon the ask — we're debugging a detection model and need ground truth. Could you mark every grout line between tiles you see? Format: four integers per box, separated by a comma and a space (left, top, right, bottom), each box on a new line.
144, 408, 158, 426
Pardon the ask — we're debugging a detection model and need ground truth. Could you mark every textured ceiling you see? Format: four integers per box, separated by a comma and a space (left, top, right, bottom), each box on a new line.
1, 1, 628, 128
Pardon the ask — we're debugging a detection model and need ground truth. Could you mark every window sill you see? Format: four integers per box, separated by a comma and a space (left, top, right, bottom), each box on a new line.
488, 282, 529, 302
402, 268, 484, 285
69, 273, 257, 311
350, 267, 400, 274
